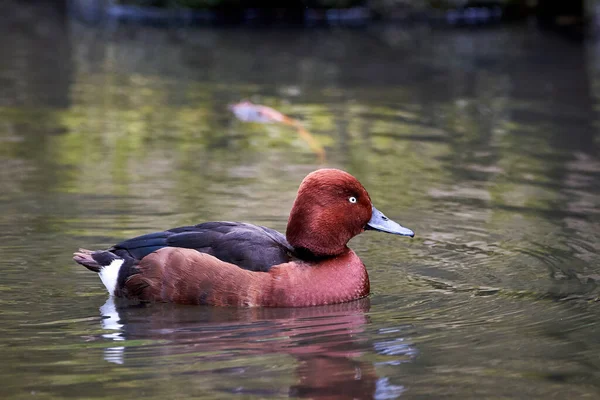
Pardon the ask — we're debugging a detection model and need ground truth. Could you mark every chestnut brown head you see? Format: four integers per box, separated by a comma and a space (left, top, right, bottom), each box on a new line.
286, 169, 414, 257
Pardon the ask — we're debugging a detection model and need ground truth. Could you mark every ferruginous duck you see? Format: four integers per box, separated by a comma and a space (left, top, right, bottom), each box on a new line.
73, 169, 414, 307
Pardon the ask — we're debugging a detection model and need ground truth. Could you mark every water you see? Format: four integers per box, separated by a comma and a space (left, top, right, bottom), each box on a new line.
1, 2, 600, 399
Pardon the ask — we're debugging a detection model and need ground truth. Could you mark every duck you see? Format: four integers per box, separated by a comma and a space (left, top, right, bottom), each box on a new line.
73, 169, 414, 307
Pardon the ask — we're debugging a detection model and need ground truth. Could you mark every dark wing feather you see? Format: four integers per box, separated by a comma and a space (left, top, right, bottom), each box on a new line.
110, 221, 293, 272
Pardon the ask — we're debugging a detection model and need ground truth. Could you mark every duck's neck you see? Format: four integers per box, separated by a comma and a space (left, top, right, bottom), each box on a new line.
261, 249, 370, 307
286, 206, 354, 257
292, 246, 334, 262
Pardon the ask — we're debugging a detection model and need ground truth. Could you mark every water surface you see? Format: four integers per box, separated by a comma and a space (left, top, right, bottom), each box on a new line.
1, 3, 599, 399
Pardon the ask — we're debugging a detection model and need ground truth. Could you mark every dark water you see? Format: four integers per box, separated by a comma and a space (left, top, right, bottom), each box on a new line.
1, 2, 600, 399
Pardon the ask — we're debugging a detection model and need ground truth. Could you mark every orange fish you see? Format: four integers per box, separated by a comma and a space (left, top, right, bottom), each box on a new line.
229, 101, 326, 162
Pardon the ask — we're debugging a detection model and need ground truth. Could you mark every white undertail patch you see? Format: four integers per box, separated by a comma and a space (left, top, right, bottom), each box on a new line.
98, 258, 124, 296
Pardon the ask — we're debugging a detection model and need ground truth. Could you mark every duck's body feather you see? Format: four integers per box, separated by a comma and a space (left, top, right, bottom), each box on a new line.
110, 221, 294, 272
122, 247, 368, 307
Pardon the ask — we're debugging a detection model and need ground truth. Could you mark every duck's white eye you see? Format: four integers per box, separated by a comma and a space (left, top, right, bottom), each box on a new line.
349, 196, 357, 204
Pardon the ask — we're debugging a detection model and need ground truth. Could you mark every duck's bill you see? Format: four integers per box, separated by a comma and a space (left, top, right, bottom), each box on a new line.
366, 206, 415, 237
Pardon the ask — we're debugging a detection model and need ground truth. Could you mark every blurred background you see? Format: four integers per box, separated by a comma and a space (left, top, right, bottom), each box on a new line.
1, 1, 599, 399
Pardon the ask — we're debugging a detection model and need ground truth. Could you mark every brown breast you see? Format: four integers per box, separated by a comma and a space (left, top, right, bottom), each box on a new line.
262, 250, 370, 307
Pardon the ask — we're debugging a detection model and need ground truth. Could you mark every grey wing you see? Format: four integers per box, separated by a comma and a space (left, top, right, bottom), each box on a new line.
112, 221, 293, 272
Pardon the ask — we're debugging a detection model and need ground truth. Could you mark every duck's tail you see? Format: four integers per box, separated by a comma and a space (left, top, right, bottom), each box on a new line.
74, 249, 132, 296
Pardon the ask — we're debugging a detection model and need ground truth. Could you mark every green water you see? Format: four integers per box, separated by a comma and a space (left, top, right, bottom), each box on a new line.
0, 3, 599, 399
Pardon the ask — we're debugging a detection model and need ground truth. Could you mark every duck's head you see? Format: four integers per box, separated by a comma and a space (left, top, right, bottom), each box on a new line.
286, 169, 414, 257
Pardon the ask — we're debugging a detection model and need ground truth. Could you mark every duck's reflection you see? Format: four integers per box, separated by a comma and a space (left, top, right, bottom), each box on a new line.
99, 297, 412, 399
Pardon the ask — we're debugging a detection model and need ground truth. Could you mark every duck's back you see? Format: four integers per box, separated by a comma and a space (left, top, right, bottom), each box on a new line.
110, 221, 294, 272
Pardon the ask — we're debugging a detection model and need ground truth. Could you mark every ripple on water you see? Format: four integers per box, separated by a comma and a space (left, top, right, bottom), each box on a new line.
368, 289, 600, 398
